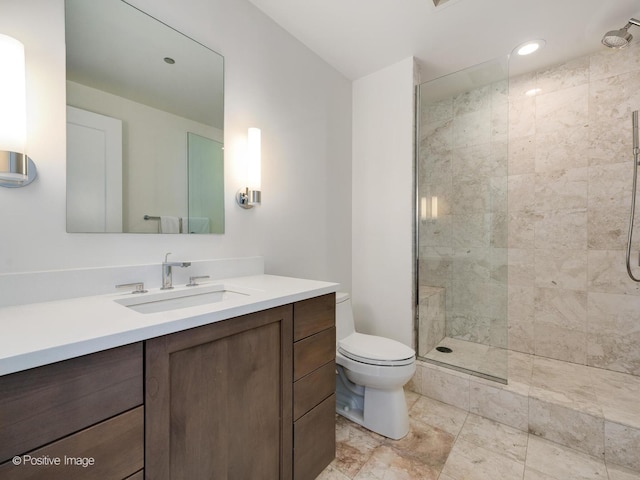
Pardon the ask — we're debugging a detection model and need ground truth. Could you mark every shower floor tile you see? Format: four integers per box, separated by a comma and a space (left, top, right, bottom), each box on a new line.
423, 336, 508, 381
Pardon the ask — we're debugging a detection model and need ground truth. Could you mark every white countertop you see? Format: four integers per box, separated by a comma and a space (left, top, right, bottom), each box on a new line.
0, 274, 338, 376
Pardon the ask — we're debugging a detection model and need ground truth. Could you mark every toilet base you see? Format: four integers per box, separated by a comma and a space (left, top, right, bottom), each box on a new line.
335, 366, 410, 440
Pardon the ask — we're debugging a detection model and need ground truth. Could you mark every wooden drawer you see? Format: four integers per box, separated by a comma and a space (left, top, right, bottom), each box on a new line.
293, 293, 335, 341
0, 343, 143, 463
293, 394, 336, 480
293, 327, 335, 381
294, 360, 335, 421
0, 406, 144, 480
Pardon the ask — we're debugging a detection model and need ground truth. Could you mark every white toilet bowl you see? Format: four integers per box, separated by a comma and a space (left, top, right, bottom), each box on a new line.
334, 293, 416, 440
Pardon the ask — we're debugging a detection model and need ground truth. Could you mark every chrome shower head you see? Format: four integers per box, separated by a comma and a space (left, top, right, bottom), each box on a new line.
602, 18, 640, 48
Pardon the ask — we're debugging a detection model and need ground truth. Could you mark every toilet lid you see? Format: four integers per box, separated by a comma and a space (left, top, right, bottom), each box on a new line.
338, 333, 415, 365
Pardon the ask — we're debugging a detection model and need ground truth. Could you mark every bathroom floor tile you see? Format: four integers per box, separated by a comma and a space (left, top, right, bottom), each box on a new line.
383, 420, 454, 470
440, 438, 525, 480
334, 415, 385, 478
524, 435, 607, 480
608, 463, 640, 480
408, 395, 468, 437
457, 413, 528, 463
352, 445, 440, 480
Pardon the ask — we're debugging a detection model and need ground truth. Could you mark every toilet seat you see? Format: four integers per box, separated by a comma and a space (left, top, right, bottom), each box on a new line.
338, 333, 415, 367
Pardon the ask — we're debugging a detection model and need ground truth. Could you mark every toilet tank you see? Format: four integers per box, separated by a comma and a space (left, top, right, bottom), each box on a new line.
336, 292, 355, 342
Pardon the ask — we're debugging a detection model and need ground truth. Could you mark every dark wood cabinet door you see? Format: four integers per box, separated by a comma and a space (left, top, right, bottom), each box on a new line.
145, 306, 293, 480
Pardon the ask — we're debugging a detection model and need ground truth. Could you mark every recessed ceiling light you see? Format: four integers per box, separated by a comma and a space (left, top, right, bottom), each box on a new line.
164, 57, 175, 65
515, 39, 546, 56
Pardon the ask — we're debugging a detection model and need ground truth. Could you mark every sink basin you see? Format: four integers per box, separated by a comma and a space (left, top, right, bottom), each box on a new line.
115, 284, 250, 314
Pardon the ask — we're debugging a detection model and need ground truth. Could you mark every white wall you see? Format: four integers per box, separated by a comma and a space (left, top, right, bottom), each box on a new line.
0, 0, 352, 292
352, 57, 416, 347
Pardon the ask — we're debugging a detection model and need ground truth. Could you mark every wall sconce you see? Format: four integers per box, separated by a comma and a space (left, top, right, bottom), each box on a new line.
236, 127, 261, 209
0, 34, 36, 188
420, 196, 438, 221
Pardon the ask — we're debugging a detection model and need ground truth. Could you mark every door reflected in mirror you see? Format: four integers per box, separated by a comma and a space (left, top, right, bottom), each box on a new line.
65, 0, 224, 233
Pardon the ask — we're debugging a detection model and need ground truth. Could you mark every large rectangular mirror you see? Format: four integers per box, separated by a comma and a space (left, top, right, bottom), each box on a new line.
65, 0, 224, 234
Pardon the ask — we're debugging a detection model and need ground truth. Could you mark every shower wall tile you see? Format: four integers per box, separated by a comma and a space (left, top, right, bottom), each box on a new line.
508, 248, 536, 287
453, 110, 491, 148
533, 248, 587, 291
534, 287, 587, 332
535, 126, 590, 172
508, 136, 536, 175
534, 168, 588, 212
508, 174, 536, 212
508, 212, 536, 249
420, 118, 453, 153
509, 97, 536, 138
421, 97, 453, 125
508, 285, 535, 354
535, 84, 588, 134
533, 323, 587, 364
587, 250, 640, 296
453, 84, 491, 116
536, 56, 590, 94
590, 38, 640, 82
509, 71, 537, 98
588, 207, 631, 250
534, 208, 588, 250
587, 292, 640, 375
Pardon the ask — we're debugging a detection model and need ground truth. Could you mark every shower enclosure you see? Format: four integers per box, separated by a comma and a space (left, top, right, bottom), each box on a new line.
415, 56, 509, 383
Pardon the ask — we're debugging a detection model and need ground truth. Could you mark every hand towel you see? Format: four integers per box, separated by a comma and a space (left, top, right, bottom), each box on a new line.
159, 216, 180, 234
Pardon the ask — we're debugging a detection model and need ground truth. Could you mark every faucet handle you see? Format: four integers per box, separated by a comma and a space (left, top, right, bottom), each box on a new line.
187, 275, 210, 287
116, 282, 148, 294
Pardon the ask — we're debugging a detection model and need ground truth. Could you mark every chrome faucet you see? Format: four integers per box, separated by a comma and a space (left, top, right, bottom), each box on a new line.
161, 252, 191, 290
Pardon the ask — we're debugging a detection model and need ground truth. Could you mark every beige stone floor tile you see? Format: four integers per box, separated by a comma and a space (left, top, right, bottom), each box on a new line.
607, 463, 640, 480
408, 395, 468, 437
457, 413, 528, 463
525, 435, 608, 480
317, 462, 352, 480
440, 438, 525, 480
353, 444, 440, 480
437, 475, 456, 480
589, 367, 640, 429
404, 389, 421, 411
334, 415, 385, 478
384, 419, 455, 470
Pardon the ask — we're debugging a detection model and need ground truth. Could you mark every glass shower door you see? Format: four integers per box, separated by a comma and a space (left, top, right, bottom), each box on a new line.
416, 56, 509, 383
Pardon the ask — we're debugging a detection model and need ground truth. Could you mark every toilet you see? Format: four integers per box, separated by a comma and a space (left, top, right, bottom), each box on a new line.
335, 292, 416, 440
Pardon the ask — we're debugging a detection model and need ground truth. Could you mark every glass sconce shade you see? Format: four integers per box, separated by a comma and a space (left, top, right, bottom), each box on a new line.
0, 33, 36, 187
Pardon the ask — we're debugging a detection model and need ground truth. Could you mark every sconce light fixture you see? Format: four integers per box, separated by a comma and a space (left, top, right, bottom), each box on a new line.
0, 34, 36, 188
420, 196, 438, 221
236, 127, 261, 209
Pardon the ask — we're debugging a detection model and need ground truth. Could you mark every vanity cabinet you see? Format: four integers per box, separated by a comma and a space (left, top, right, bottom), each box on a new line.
145, 305, 294, 480
293, 294, 336, 480
0, 292, 335, 480
0, 343, 144, 480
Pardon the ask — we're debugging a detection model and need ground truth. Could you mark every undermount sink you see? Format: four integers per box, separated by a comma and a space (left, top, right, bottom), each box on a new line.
115, 284, 250, 314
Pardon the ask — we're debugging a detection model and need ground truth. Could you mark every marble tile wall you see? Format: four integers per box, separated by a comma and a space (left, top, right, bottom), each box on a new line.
418, 68, 509, 350
419, 40, 640, 377
508, 39, 640, 376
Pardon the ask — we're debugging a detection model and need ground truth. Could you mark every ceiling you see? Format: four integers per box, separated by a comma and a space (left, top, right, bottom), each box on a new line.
246, 0, 640, 82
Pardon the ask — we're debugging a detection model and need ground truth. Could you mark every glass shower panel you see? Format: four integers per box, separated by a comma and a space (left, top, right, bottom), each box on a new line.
416, 56, 509, 383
